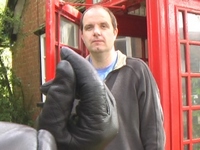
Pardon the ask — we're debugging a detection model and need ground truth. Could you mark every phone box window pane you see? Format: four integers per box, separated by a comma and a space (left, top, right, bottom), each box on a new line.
115, 36, 127, 55
188, 13, 200, 41
182, 77, 188, 106
190, 45, 200, 73
192, 110, 200, 138
60, 17, 78, 48
178, 11, 184, 40
191, 78, 200, 105
131, 37, 142, 58
180, 44, 186, 72
183, 111, 189, 140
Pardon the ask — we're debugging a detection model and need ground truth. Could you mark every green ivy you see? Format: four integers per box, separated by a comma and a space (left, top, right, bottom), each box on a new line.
0, 54, 35, 126
0, 7, 35, 127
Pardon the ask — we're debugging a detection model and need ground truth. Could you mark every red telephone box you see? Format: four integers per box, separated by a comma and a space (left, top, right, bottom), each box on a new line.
45, 0, 200, 149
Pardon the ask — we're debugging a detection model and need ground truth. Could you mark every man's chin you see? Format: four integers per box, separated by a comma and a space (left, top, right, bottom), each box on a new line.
91, 48, 105, 53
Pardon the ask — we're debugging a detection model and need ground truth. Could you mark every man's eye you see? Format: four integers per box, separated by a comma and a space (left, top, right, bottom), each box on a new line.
85, 26, 93, 31
101, 24, 108, 29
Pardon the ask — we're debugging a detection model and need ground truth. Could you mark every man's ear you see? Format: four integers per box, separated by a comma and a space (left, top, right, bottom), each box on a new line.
114, 28, 118, 38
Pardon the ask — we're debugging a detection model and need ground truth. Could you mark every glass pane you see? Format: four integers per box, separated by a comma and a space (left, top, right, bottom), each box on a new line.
184, 144, 189, 150
55, 14, 58, 41
115, 36, 127, 55
93, 0, 101, 3
178, 11, 184, 39
190, 45, 200, 73
182, 77, 188, 106
188, 13, 200, 41
115, 36, 143, 58
192, 110, 200, 138
180, 44, 186, 72
191, 78, 200, 105
183, 111, 189, 140
128, 4, 146, 17
60, 17, 78, 48
193, 143, 200, 150
131, 37, 142, 58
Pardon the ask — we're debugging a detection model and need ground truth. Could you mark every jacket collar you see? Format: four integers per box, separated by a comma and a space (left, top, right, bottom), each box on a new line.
86, 50, 127, 70
114, 50, 127, 70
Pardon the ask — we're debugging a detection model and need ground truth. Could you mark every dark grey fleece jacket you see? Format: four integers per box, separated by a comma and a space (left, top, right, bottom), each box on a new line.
103, 50, 166, 150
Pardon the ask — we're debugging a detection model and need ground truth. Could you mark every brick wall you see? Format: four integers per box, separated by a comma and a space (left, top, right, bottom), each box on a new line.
12, 0, 46, 119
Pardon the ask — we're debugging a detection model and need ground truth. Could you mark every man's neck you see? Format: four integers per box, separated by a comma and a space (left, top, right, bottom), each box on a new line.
89, 50, 116, 69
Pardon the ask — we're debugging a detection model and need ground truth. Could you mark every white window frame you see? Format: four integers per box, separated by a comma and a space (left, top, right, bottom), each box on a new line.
40, 33, 46, 102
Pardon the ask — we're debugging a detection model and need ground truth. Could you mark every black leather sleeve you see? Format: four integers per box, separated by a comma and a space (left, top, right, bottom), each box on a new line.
38, 47, 118, 150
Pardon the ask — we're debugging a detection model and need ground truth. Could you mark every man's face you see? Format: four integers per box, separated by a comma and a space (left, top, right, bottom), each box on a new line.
81, 7, 118, 53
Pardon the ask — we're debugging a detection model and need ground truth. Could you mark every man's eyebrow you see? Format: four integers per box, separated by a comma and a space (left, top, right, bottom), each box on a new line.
100, 21, 109, 25
85, 23, 93, 26
83, 21, 110, 29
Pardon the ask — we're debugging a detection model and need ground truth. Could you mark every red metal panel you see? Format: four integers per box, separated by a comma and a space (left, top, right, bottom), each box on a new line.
46, 0, 56, 81
58, 3, 81, 22
167, 0, 200, 149
101, 0, 126, 5
116, 14, 147, 37
146, 0, 175, 149
85, 0, 93, 9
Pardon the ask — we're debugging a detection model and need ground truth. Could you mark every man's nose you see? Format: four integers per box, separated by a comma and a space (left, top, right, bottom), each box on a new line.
93, 26, 101, 36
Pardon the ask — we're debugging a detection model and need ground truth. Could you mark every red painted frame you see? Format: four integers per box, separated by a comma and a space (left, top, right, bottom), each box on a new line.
146, 1, 174, 149
46, 0, 56, 81
176, 7, 200, 150
168, 1, 200, 149
45, 0, 83, 81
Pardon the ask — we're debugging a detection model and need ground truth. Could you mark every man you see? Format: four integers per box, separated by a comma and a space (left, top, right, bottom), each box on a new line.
80, 5, 166, 150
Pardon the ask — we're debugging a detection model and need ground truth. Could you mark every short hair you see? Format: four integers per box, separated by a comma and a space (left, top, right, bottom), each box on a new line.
80, 5, 117, 31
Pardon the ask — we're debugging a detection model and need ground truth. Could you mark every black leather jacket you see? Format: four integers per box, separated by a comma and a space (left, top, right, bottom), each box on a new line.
104, 51, 165, 150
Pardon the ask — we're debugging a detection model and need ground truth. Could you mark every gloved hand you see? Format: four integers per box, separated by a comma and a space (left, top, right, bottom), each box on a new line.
38, 47, 118, 150
0, 121, 57, 150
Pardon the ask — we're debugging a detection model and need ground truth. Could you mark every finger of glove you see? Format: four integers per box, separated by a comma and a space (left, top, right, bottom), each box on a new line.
61, 47, 103, 93
40, 80, 53, 95
38, 60, 75, 147
60, 47, 118, 149
61, 47, 108, 115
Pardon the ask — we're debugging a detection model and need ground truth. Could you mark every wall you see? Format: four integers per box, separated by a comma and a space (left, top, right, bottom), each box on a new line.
12, 0, 46, 118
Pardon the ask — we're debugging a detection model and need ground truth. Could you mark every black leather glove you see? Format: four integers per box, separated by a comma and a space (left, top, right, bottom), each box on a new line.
0, 121, 57, 150
38, 47, 118, 150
